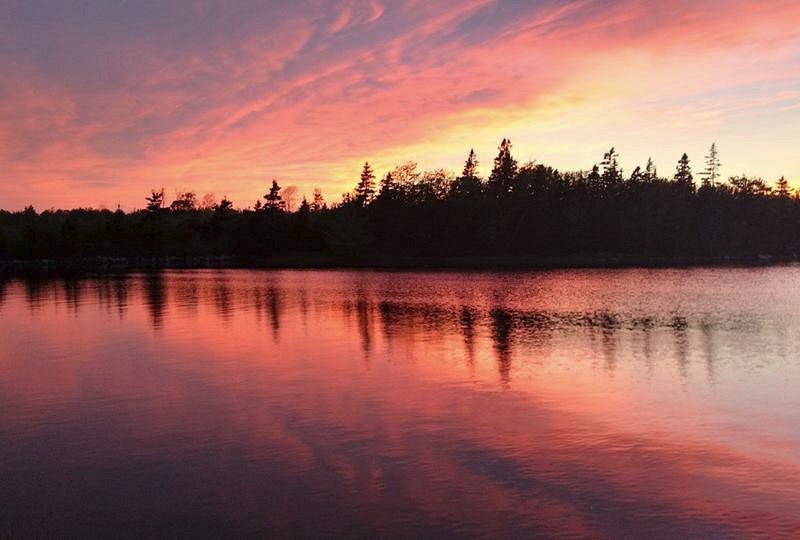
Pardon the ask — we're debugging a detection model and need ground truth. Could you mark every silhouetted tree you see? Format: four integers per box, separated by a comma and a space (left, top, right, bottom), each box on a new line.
488, 138, 517, 196
701, 143, 721, 188
264, 180, 285, 212
729, 175, 769, 197
170, 191, 197, 212
629, 166, 643, 184
379, 172, 397, 196
644, 157, 657, 182
215, 197, 234, 213
587, 164, 602, 191
776, 176, 791, 198
355, 162, 376, 206
312, 188, 325, 211
451, 149, 483, 197
674, 153, 694, 191
146, 189, 165, 212
3, 140, 799, 266
600, 147, 622, 189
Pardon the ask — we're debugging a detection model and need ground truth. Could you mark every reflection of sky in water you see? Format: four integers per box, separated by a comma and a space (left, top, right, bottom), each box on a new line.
1, 269, 799, 537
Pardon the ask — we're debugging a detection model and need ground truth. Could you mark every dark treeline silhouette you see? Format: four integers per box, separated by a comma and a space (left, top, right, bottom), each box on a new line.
1, 141, 798, 266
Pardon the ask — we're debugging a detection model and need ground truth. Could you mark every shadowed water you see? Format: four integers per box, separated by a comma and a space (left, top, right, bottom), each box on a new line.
1, 268, 799, 538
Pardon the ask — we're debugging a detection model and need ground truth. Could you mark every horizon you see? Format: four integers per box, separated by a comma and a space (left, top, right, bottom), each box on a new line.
2, 1, 800, 211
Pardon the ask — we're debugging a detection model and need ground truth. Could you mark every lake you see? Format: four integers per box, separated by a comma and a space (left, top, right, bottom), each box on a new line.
1, 268, 799, 538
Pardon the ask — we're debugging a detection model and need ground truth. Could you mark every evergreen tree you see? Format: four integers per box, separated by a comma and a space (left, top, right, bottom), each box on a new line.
264, 180, 285, 211
674, 153, 694, 190
451, 149, 483, 196
145, 189, 165, 212
462, 149, 478, 179
587, 164, 602, 191
488, 138, 517, 196
215, 197, 234, 213
312, 188, 325, 211
355, 162, 376, 206
600, 147, 622, 189
777, 176, 791, 198
644, 158, 657, 182
629, 166, 643, 184
701, 143, 721, 188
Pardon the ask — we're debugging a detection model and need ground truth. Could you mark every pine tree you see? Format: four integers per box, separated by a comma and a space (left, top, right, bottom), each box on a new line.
674, 153, 694, 190
629, 166, 643, 184
777, 176, 791, 198
355, 162, 376, 205
264, 180, 285, 211
644, 158, 657, 182
488, 138, 517, 195
215, 197, 234, 213
701, 143, 721, 188
600, 147, 622, 189
462, 149, 479, 180
312, 188, 325, 211
451, 149, 483, 197
587, 164, 602, 191
145, 189, 165, 212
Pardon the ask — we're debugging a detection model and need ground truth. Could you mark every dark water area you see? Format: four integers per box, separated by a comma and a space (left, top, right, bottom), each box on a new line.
1, 269, 799, 538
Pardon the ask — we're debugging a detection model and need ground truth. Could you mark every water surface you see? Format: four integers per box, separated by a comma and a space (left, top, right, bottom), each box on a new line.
1, 268, 799, 538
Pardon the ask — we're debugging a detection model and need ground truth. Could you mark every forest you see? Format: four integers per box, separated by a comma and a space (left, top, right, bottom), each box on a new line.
1, 141, 797, 267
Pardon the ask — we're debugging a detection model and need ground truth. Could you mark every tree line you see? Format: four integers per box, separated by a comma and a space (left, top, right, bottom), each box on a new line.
1, 140, 798, 264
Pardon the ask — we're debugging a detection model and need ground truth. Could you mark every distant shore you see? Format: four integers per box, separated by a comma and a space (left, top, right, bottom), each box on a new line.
1, 253, 795, 274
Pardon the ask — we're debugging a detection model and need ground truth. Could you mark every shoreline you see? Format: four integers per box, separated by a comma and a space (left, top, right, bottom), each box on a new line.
1, 253, 795, 274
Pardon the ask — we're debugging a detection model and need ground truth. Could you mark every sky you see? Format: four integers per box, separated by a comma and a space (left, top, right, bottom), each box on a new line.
1, 0, 799, 210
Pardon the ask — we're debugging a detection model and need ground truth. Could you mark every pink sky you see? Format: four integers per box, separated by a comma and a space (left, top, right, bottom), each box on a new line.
1, 0, 799, 210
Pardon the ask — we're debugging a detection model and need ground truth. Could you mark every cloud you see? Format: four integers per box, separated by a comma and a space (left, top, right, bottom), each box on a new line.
1, 0, 800, 209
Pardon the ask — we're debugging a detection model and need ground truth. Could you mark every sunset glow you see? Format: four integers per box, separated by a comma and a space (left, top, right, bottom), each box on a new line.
2, 1, 800, 210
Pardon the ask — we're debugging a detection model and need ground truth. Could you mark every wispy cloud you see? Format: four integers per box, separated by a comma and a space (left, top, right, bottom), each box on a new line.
1, 0, 799, 209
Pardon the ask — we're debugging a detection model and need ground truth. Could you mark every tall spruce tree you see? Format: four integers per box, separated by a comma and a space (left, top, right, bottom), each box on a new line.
674, 153, 694, 191
776, 176, 791, 198
600, 147, 622, 189
264, 180, 285, 211
488, 138, 517, 195
701, 143, 721, 188
644, 157, 657, 182
355, 162, 376, 206
312, 188, 325, 211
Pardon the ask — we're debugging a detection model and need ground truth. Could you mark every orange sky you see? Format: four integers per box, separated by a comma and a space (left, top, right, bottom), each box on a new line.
1, 0, 799, 210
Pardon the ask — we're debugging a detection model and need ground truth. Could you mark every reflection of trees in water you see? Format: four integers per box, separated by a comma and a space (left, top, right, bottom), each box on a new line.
490, 309, 513, 386
356, 293, 372, 356
699, 317, 715, 384
214, 280, 233, 321
251, 284, 284, 342
24, 275, 45, 312
298, 287, 309, 327
112, 275, 131, 319
143, 272, 166, 330
671, 315, 690, 381
459, 306, 477, 368
267, 286, 281, 342
63, 278, 82, 313
7, 272, 791, 388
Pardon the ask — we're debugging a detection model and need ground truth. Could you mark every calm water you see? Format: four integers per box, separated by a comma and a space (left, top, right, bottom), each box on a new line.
1, 268, 799, 538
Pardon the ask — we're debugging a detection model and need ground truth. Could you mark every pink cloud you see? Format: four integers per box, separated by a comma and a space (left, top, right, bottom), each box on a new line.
1, 0, 800, 209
